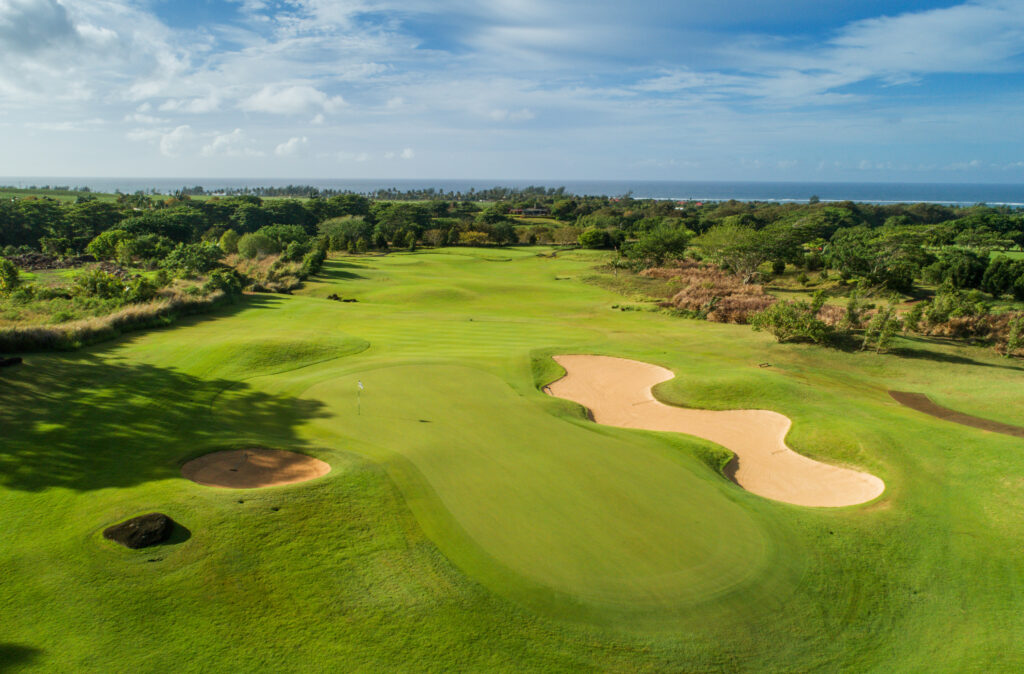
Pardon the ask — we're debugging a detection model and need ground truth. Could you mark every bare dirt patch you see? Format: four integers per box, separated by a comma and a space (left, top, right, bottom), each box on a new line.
182, 448, 330, 488
889, 391, 1024, 439
546, 355, 884, 508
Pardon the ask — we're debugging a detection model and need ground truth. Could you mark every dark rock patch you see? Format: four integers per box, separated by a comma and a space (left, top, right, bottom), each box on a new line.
103, 513, 175, 549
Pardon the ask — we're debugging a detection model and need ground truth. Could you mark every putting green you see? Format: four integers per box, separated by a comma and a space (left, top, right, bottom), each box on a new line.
297, 364, 774, 614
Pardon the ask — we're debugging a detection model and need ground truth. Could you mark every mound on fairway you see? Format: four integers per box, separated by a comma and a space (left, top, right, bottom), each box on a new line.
181, 449, 330, 488
547, 355, 884, 507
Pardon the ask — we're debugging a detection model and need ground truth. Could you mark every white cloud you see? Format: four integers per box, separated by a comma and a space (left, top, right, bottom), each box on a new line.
241, 84, 345, 115
159, 95, 221, 114
201, 128, 264, 157
159, 125, 193, 157
275, 136, 308, 156
400, 147, 414, 159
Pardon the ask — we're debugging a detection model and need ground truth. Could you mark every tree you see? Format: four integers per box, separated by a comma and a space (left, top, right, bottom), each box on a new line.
405, 231, 417, 251
923, 249, 987, 290
693, 223, 770, 283
0, 257, 20, 295
861, 305, 901, 353
826, 226, 929, 292
627, 224, 692, 267
256, 224, 308, 247
981, 256, 1024, 297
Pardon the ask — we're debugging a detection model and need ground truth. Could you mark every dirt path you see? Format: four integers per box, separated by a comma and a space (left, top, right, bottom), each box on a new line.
182, 449, 330, 488
889, 391, 1024, 438
546, 355, 884, 508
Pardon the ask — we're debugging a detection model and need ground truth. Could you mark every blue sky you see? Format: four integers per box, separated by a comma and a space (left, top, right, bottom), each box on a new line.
1, 0, 1023, 182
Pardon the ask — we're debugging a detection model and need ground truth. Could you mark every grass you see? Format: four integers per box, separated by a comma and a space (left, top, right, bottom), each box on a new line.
2, 247, 1024, 671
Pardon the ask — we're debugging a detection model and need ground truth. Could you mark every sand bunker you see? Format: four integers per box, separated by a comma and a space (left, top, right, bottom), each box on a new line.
546, 355, 884, 507
181, 449, 330, 488
889, 391, 1024, 438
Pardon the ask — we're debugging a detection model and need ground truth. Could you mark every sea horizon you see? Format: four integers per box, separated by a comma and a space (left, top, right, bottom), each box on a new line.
3, 177, 1024, 207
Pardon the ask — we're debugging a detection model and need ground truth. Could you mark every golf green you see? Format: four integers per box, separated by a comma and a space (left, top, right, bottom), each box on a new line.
2, 248, 1023, 671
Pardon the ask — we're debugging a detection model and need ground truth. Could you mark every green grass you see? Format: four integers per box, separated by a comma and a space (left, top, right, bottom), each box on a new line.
2, 247, 1024, 671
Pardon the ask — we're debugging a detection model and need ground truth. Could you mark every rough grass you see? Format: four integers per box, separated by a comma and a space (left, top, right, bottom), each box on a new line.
644, 262, 775, 323
2, 247, 1024, 671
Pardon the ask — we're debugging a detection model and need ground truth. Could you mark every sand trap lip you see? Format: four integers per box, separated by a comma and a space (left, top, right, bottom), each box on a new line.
889, 391, 1024, 438
182, 449, 330, 488
545, 355, 884, 507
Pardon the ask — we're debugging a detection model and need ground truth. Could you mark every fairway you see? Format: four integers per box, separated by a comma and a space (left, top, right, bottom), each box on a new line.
2, 248, 1024, 671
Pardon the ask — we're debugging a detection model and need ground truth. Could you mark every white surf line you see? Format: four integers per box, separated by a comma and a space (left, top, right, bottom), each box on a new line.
546, 355, 884, 508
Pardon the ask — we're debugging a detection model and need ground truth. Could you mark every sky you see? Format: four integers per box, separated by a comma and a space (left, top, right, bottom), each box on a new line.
1, 0, 1023, 182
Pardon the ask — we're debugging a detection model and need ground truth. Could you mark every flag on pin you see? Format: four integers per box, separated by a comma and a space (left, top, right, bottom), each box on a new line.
357, 380, 364, 390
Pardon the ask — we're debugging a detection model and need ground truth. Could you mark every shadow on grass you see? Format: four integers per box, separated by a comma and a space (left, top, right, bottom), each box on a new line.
820, 332, 1024, 371
0, 644, 42, 672
0, 353, 326, 492
162, 520, 192, 547
317, 260, 367, 280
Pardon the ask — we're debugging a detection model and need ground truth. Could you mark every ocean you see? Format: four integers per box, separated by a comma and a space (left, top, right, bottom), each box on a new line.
3, 178, 1024, 206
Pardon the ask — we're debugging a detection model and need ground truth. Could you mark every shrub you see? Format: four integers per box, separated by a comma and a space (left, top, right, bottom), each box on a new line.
282, 240, 310, 262
771, 259, 786, 275
86, 230, 131, 260
578, 227, 611, 249
162, 242, 224, 275
219, 229, 240, 254
203, 268, 244, 298
237, 233, 280, 259
300, 248, 327, 278
0, 257, 20, 295
750, 292, 832, 344
461, 231, 490, 246
72, 270, 125, 300
861, 305, 902, 352
1006, 315, 1024, 358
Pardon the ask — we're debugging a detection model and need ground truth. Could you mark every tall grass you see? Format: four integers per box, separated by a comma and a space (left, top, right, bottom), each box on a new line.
0, 289, 230, 352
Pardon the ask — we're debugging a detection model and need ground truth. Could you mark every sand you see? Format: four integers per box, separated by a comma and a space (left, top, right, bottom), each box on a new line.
181, 448, 331, 488
546, 355, 884, 508
889, 391, 1024, 438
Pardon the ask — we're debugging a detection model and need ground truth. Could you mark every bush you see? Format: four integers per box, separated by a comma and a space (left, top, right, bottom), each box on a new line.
72, 270, 125, 300
300, 248, 327, 278
0, 257, 20, 295
219, 229, 241, 254
203, 268, 244, 298
750, 292, 832, 344
282, 240, 310, 262
161, 242, 224, 275
771, 259, 786, 275
237, 233, 280, 259
86, 230, 131, 260
1006, 315, 1024, 358
578, 227, 611, 249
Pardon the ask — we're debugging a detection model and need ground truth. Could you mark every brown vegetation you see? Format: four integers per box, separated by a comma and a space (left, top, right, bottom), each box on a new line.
643, 262, 775, 323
